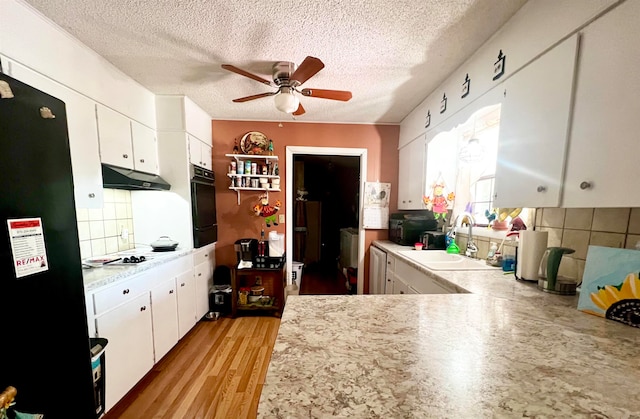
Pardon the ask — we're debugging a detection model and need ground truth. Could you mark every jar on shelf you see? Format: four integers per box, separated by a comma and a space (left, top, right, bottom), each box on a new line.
238, 287, 250, 305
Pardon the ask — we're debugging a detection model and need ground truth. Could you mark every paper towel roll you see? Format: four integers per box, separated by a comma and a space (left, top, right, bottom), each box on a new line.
268, 232, 285, 257
516, 230, 549, 281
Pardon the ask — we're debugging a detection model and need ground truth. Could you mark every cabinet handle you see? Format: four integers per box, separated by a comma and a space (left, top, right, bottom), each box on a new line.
123, 154, 129, 159
537, 186, 547, 192
198, 273, 202, 277
140, 158, 145, 163
204, 254, 208, 257
140, 306, 146, 311
88, 193, 95, 198
580, 181, 592, 190
122, 289, 130, 295
400, 291, 405, 294
181, 282, 186, 287
169, 290, 174, 294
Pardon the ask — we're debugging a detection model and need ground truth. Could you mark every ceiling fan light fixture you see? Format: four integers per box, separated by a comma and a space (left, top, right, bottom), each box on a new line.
274, 88, 299, 113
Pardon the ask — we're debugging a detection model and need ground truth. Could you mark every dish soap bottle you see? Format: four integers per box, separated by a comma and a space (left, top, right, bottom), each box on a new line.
446, 239, 460, 254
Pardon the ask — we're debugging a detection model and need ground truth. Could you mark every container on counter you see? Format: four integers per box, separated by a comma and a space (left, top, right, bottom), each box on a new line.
244, 161, 251, 174
237, 162, 245, 175
251, 162, 257, 175
230, 161, 236, 174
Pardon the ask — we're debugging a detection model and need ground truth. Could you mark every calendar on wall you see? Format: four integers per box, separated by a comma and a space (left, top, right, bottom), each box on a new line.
363, 182, 391, 229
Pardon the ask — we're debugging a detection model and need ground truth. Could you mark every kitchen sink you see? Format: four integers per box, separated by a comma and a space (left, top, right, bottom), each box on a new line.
398, 250, 499, 271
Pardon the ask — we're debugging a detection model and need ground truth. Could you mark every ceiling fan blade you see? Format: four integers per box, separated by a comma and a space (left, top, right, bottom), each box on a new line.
290, 56, 325, 86
300, 88, 352, 101
292, 103, 306, 116
221, 64, 272, 86
232, 92, 276, 102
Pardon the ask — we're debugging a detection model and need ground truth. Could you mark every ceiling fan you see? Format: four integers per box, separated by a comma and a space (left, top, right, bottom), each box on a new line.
221, 56, 352, 116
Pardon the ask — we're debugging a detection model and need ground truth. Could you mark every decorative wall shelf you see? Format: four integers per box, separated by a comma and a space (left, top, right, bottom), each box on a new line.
225, 154, 280, 205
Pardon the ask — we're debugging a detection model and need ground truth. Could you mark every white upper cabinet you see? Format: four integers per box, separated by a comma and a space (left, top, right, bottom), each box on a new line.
493, 35, 579, 208
131, 121, 159, 174
1, 57, 104, 208
97, 105, 159, 174
156, 95, 212, 145
398, 134, 426, 210
96, 104, 134, 169
562, 1, 640, 208
189, 135, 212, 169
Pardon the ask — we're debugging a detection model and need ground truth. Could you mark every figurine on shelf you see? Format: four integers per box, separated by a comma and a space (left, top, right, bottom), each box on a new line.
268, 139, 274, 156
232, 138, 239, 154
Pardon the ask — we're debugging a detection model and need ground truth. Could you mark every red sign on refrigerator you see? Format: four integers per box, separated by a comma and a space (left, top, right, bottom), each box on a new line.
7, 217, 49, 278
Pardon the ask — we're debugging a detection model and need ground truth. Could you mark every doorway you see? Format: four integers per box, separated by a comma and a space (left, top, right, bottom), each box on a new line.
285, 147, 367, 294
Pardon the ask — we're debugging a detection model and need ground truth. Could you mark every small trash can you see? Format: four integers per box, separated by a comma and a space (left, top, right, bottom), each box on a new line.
90, 337, 108, 418
290, 261, 304, 287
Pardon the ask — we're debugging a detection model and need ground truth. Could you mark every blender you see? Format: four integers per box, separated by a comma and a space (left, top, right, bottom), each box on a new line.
537, 247, 579, 295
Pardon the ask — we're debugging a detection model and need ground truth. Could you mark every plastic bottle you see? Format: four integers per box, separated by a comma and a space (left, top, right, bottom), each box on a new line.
446, 239, 460, 254
258, 228, 266, 257
487, 242, 498, 259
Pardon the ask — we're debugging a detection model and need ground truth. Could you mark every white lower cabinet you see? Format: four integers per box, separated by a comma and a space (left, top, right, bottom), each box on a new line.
385, 255, 396, 294
88, 254, 197, 414
394, 258, 454, 294
193, 243, 216, 319
176, 269, 197, 339
96, 291, 154, 412
150, 277, 179, 362
369, 246, 387, 294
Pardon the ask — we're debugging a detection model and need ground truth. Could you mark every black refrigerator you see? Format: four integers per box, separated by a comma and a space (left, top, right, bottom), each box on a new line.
0, 73, 96, 417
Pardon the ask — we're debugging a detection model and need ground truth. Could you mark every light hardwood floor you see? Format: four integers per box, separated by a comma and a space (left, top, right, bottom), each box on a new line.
104, 316, 281, 419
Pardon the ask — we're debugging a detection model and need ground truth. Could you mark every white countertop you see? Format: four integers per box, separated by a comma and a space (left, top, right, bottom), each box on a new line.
82, 247, 192, 292
257, 240, 639, 417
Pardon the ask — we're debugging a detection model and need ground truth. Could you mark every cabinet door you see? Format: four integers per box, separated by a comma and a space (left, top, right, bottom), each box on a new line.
398, 135, 426, 209
384, 256, 395, 295
3, 59, 104, 208
176, 269, 197, 339
369, 246, 386, 295
563, 1, 640, 207
96, 293, 154, 411
131, 121, 158, 174
194, 261, 211, 319
150, 278, 179, 362
493, 35, 578, 208
200, 142, 212, 169
97, 104, 134, 169
393, 276, 409, 294
188, 134, 202, 167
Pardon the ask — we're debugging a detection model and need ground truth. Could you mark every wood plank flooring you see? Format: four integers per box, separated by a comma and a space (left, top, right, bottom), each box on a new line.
103, 266, 345, 418
103, 316, 280, 419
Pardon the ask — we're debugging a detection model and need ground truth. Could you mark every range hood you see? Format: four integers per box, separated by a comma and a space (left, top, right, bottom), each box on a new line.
102, 164, 171, 191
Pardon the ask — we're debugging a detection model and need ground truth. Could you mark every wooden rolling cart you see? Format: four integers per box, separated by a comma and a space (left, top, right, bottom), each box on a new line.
231, 266, 286, 318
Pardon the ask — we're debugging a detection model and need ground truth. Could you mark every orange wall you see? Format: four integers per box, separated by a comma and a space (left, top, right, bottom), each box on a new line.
211, 120, 399, 293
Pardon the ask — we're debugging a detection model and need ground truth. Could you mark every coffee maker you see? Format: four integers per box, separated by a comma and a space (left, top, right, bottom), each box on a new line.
234, 238, 258, 269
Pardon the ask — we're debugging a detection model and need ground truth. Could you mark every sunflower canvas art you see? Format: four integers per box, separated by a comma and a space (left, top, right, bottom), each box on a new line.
577, 245, 640, 328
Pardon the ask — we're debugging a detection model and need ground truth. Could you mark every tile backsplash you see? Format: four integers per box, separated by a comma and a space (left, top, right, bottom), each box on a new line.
456, 207, 640, 284
77, 189, 135, 259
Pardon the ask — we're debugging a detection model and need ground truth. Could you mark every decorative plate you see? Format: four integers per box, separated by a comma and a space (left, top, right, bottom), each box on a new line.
240, 131, 269, 155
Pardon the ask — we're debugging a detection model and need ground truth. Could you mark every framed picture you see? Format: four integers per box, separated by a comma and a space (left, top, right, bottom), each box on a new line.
461, 73, 470, 99
577, 245, 640, 328
440, 94, 447, 114
493, 50, 506, 81
424, 110, 431, 129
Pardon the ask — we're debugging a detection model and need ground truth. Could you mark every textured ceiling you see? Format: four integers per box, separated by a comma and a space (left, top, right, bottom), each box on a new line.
22, 0, 527, 124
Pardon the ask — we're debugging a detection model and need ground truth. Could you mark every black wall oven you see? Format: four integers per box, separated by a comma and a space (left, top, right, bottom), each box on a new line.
191, 165, 218, 248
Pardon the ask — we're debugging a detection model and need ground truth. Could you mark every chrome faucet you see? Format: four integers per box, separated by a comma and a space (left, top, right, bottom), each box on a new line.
448, 212, 478, 258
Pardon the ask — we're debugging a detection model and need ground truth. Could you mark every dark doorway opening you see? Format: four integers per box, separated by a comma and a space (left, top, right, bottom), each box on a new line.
292, 154, 360, 294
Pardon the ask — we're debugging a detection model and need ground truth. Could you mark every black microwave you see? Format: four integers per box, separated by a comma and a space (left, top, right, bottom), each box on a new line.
389, 212, 438, 246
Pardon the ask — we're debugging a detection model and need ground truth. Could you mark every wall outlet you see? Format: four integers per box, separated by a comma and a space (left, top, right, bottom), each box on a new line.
120, 226, 129, 240
279, 214, 285, 224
